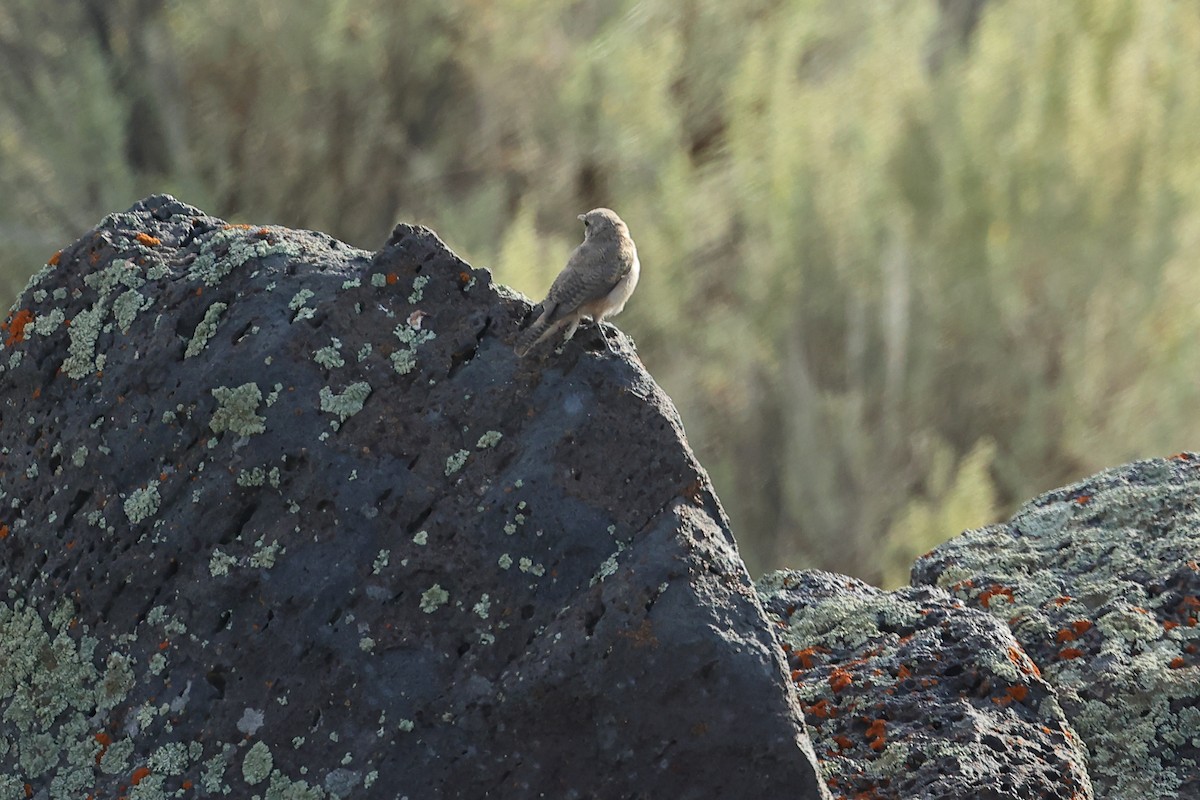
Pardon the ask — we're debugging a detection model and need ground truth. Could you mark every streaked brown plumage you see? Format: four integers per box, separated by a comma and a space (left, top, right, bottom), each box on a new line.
514, 208, 640, 357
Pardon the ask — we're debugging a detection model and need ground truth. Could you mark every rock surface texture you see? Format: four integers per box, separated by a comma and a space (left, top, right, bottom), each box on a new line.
914, 455, 1200, 800
757, 571, 1093, 800
0, 196, 829, 799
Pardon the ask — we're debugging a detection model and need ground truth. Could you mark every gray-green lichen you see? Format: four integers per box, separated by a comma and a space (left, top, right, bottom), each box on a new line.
185, 302, 228, 358
265, 770, 326, 799
112, 289, 147, 334
319, 382, 371, 424
123, 484, 161, 524
149, 741, 189, 775
408, 275, 429, 304
518, 557, 545, 577
210, 383, 267, 436
475, 431, 503, 449
251, 538, 282, 569
0, 599, 137, 789
238, 467, 266, 487
313, 338, 345, 369
242, 740, 274, 786
189, 227, 302, 287
420, 584, 449, 613
30, 308, 65, 337
61, 303, 107, 379
54, 257, 159, 377
289, 289, 316, 322
209, 549, 237, 577
391, 321, 436, 375
444, 449, 469, 476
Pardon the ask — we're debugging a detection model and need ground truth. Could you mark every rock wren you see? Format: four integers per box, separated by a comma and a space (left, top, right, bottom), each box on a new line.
514, 208, 640, 357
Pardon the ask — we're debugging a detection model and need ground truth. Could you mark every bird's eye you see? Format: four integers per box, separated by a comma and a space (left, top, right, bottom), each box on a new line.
583, 219, 590, 227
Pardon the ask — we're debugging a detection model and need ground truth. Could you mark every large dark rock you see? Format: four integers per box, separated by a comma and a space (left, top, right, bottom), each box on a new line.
0, 196, 829, 798
757, 570, 1093, 800
914, 454, 1200, 799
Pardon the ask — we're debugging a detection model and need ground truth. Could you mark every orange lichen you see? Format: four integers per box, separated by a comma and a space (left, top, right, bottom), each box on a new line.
1005, 684, 1028, 703
1170, 657, 1186, 669
895, 664, 912, 681
1070, 619, 1092, 636
1170, 452, 1193, 460
48, 250, 62, 266
182, 780, 193, 790
135, 233, 161, 247
864, 719, 887, 751
1182, 596, 1200, 609
832, 734, 855, 751
1007, 646, 1041, 677
131, 766, 151, 785
978, 584, 1015, 609
94, 732, 112, 763
255, 227, 271, 237
3, 308, 34, 346
459, 271, 472, 284
1052, 595, 1073, 607
829, 668, 853, 693
806, 698, 834, 719
1058, 647, 1084, 660
223, 223, 253, 230
386, 272, 399, 286
0, 525, 8, 540
1074, 495, 1091, 505
794, 646, 824, 669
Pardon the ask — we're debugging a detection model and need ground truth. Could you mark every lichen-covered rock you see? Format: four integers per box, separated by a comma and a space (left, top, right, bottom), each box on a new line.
0, 195, 829, 799
913, 454, 1200, 799
758, 570, 1092, 800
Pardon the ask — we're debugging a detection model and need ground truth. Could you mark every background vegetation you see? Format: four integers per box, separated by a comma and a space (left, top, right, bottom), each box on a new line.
4, 0, 1198, 586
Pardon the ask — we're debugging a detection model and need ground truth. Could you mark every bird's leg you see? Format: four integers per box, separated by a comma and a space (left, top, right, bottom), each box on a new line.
562, 318, 581, 343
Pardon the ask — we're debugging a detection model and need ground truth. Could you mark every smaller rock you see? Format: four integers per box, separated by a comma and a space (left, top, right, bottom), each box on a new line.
758, 570, 1092, 800
914, 453, 1200, 799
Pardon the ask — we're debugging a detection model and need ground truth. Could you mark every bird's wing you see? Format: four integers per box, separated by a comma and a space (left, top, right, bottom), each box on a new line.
543, 242, 626, 324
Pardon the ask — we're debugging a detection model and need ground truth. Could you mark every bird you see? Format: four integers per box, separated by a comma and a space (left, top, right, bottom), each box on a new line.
513, 208, 640, 357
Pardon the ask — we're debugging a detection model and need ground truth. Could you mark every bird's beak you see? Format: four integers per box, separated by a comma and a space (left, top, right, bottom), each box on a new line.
577, 214, 586, 221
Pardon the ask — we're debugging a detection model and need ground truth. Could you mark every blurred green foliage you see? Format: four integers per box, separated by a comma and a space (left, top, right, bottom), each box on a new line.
3, 0, 1199, 585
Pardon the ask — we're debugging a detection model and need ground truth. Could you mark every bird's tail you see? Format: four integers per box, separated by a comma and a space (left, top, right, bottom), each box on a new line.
514, 313, 564, 357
